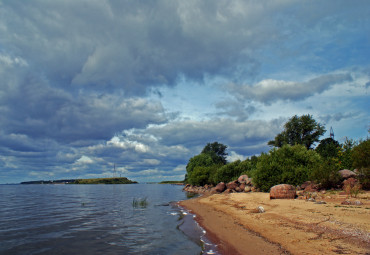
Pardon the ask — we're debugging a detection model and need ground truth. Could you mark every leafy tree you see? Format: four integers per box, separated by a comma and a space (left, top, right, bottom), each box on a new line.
253, 145, 321, 191
310, 157, 341, 189
185, 142, 228, 185
338, 137, 356, 169
351, 139, 370, 189
187, 165, 220, 186
268, 114, 326, 149
186, 153, 215, 174
201, 142, 228, 164
315, 137, 340, 158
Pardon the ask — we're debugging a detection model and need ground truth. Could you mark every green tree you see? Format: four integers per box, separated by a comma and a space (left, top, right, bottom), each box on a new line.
185, 142, 228, 185
338, 137, 356, 169
268, 114, 326, 149
187, 165, 220, 186
351, 139, 370, 189
201, 142, 228, 164
310, 157, 341, 189
253, 145, 321, 191
315, 137, 340, 158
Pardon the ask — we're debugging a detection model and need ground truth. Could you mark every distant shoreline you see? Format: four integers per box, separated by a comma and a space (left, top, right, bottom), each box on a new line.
20, 177, 137, 185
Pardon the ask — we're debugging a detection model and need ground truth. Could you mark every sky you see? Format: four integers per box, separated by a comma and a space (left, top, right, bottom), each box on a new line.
0, 0, 369, 184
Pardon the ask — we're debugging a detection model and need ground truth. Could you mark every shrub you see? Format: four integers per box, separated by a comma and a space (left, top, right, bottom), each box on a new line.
187, 165, 220, 186
352, 139, 370, 189
310, 157, 341, 189
253, 145, 321, 192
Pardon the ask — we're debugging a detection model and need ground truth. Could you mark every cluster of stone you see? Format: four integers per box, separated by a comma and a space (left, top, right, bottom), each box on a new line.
183, 175, 258, 194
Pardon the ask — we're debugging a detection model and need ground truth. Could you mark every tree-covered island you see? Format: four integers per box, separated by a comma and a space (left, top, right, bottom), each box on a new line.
21, 177, 137, 184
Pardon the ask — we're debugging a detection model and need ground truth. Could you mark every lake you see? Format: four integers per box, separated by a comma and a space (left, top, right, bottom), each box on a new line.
0, 184, 219, 255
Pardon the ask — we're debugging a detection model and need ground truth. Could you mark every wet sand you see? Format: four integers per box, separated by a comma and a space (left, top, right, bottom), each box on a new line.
179, 192, 370, 255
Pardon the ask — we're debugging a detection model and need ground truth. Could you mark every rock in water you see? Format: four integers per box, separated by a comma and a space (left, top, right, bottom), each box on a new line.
270, 184, 296, 199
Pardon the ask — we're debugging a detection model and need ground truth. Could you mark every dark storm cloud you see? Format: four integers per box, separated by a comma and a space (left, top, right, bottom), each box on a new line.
0, 67, 168, 144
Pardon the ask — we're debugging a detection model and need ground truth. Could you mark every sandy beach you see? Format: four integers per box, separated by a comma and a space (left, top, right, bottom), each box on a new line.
179, 192, 370, 255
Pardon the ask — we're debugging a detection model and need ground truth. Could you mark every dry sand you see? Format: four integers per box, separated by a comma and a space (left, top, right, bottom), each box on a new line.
179, 192, 370, 255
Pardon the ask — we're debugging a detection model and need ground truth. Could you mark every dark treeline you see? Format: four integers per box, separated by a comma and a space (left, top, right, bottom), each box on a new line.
185, 115, 369, 191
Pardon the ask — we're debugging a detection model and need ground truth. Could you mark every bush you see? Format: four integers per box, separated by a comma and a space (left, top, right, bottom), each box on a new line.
187, 165, 220, 186
315, 138, 340, 158
310, 157, 341, 189
352, 139, 370, 189
253, 145, 321, 192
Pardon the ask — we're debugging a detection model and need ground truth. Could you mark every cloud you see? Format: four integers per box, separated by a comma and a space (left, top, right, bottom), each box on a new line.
0, 65, 168, 144
76, 155, 94, 165
227, 73, 352, 104
319, 112, 360, 124
3, 0, 364, 95
0, 1, 369, 183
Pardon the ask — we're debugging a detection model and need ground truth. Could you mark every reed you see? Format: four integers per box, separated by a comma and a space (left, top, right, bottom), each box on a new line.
132, 197, 148, 208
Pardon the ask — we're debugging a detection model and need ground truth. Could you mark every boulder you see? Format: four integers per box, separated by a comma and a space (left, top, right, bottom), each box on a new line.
237, 175, 249, 184
244, 186, 252, 192
235, 187, 242, 192
224, 188, 234, 194
304, 183, 319, 192
296, 190, 304, 197
270, 184, 296, 199
342, 177, 358, 188
214, 182, 226, 193
226, 181, 238, 190
339, 169, 357, 179
209, 187, 219, 194
239, 183, 246, 191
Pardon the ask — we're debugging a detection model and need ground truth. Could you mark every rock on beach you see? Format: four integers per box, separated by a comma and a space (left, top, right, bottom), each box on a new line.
270, 184, 296, 199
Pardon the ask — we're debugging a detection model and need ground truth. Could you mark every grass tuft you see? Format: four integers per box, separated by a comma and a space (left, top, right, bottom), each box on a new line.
132, 197, 148, 208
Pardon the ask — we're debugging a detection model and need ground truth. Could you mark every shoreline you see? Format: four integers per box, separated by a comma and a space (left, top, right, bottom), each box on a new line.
179, 192, 370, 255
179, 195, 286, 255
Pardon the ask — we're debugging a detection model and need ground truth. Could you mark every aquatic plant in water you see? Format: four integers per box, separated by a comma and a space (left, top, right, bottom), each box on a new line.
132, 197, 148, 208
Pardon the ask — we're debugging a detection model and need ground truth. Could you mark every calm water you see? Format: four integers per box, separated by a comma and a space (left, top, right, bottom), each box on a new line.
0, 184, 218, 255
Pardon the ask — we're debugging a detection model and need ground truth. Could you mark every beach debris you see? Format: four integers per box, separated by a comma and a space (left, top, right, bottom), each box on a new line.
270, 184, 296, 199
341, 200, 363, 205
315, 201, 327, 204
257, 206, 265, 213
307, 198, 316, 202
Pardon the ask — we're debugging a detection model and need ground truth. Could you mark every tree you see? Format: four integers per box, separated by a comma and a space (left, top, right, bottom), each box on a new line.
185, 142, 228, 185
201, 142, 228, 164
268, 114, 326, 149
338, 137, 356, 169
351, 139, 370, 189
315, 137, 340, 158
253, 145, 321, 191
